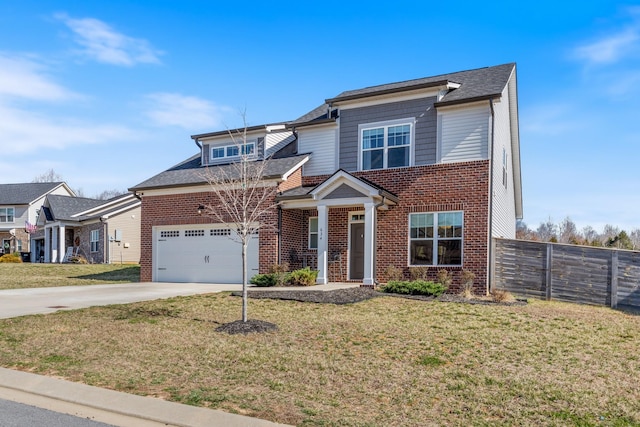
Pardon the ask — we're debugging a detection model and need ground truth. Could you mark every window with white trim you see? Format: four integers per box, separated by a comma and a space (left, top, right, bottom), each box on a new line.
308, 217, 318, 249
90, 229, 99, 253
409, 211, 463, 266
0, 207, 14, 223
360, 121, 411, 170
211, 142, 255, 161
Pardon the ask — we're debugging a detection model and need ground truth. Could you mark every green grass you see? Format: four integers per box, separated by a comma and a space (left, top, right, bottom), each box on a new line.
0, 263, 140, 289
0, 294, 638, 426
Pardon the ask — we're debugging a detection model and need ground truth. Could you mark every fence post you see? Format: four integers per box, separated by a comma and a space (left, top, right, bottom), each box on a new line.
611, 250, 619, 309
545, 243, 553, 301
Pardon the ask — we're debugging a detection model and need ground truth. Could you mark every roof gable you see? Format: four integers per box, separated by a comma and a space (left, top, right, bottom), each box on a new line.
0, 182, 72, 205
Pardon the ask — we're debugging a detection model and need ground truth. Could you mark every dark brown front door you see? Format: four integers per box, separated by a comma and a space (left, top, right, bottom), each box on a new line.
349, 222, 365, 280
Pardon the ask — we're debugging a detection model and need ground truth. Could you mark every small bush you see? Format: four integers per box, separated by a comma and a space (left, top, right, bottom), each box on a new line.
491, 289, 515, 303
384, 265, 403, 282
269, 263, 291, 286
0, 253, 22, 263
250, 273, 278, 287
68, 255, 88, 264
436, 269, 452, 288
409, 266, 428, 281
459, 270, 475, 299
288, 267, 318, 286
381, 280, 447, 297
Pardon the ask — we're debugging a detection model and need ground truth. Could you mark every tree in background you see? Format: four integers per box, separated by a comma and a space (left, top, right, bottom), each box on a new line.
32, 168, 63, 183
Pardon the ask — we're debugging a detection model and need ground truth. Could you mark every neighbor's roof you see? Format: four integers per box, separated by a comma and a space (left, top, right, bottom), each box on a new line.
0, 182, 68, 205
44, 193, 140, 222
129, 153, 311, 192
291, 63, 516, 126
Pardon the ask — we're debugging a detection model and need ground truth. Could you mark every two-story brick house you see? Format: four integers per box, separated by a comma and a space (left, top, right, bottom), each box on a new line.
131, 63, 522, 292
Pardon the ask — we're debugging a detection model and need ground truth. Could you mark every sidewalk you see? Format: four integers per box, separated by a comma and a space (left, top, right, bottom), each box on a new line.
0, 367, 289, 427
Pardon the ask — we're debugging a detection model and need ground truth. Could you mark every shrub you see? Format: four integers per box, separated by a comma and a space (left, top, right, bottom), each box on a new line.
380, 280, 447, 297
288, 267, 318, 286
68, 255, 88, 264
269, 263, 291, 286
436, 269, 452, 288
384, 265, 403, 282
250, 273, 278, 287
0, 253, 22, 263
459, 270, 475, 299
409, 266, 428, 281
491, 289, 515, 303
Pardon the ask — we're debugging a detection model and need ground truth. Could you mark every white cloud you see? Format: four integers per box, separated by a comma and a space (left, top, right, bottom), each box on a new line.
573, 25, 640, 65
55, 13, 162, 66
0, 53, 78, 101
144, 93, 232, 130
0, 104, 138, 154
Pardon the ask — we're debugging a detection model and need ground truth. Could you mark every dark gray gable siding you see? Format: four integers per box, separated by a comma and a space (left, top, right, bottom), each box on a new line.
338, 97, 437, 171
323, 184, 367, 200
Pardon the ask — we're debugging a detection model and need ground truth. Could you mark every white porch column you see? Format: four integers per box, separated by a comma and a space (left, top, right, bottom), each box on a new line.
58, 225, 66, 263
316, 204, 329, 284
44, 226, 51, 263
51, 226, 58, 263
363, 202, 376, 286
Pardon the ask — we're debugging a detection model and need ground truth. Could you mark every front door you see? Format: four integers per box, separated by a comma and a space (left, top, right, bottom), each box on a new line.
349, 222, 365, 280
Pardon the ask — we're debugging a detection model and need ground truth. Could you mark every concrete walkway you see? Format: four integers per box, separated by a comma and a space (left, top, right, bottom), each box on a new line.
0, 281, 358, 426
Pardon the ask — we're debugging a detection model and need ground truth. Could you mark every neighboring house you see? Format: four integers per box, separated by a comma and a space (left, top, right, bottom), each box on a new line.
34, 193, 141, 264
131, 63, 522, 292
0, 182, 75, 256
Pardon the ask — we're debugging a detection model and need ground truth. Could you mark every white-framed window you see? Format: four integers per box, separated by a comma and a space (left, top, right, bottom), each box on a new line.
409, 211, 463, 266
502, 147, 508, 188
308, 217, 318, 249
211, 142, 256, 161
0, 207, 14, 223
359, 119, 412, 170
90, 229, 99, 253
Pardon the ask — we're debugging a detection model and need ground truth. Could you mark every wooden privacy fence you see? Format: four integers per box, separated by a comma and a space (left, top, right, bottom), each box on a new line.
492, 238, 640, 310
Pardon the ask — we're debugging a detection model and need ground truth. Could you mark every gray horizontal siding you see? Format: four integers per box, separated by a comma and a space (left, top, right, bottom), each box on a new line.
339, 97, 437, 171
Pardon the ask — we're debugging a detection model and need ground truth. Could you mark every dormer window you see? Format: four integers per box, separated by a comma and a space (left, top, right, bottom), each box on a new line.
359, 119, 413, 170
210, 142, 256, 161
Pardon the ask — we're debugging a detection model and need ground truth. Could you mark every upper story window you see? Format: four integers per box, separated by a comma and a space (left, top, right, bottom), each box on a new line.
359, 120, 412, 170
211, 142, 256, 161
0, 207, 14, 223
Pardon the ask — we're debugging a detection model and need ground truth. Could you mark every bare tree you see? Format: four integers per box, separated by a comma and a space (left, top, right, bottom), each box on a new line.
200, 120, 279, 323
536, 217, 557, 242
32, 168, 64, 183
94, 189, 126, 200
558, 216, 579, 244
630, 229, 640, 250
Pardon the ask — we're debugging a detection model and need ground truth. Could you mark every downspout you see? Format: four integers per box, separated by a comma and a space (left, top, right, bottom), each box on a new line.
101, 217, 109, 264
487, 98, 496, 295
194, 138, 202, 150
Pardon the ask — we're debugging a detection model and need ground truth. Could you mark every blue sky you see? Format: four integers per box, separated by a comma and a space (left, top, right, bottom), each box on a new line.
1, 1, 639, 232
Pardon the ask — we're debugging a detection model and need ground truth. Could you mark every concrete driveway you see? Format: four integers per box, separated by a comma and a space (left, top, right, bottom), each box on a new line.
0, 283, 243, 319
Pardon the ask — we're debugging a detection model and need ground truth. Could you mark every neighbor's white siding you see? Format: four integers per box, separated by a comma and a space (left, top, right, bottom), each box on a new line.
438, 104, 490, 163
107, 205, 141, 264
491, 74, 517, 239
298, 125, 338, 176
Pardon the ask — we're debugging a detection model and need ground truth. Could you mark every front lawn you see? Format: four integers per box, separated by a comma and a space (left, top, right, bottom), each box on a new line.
0, 263, 140, 289
0, 294, 637, 426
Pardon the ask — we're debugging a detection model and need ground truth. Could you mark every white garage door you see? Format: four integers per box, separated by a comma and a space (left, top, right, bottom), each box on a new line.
153, 224, 259, 284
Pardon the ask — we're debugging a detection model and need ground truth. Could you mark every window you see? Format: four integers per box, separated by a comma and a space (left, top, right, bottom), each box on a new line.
0, 207, 14, 223
308, 217, 318, 249
360, 121, 411, 170
502, 147, 508, 188
211, 142, 256, 161
409, 212, 463, 266
90, 230, 99, 252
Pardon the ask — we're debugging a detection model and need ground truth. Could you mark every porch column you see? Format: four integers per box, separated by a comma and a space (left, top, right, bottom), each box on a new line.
58, 225, 66, 263
316, 204, 329, 284
363, 202, 376, 286
51, 226, 58, 263
44, 227, 51, 263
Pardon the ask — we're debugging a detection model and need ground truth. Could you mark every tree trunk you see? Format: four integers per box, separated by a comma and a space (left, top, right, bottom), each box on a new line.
242, 241, 248, 322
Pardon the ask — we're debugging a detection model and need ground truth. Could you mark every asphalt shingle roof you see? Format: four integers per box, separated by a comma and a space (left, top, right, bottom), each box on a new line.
0, 182, 66, 205
129, 153, 311, 191
46, 195, 105, 221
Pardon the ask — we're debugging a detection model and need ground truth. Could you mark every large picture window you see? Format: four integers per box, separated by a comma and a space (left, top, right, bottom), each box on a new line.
0, 207, 14, 223
409, 211, 463, 266
360, 121, 411, 170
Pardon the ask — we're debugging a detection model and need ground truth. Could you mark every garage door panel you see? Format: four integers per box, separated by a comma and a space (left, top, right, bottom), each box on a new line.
154, 225, 259, 284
